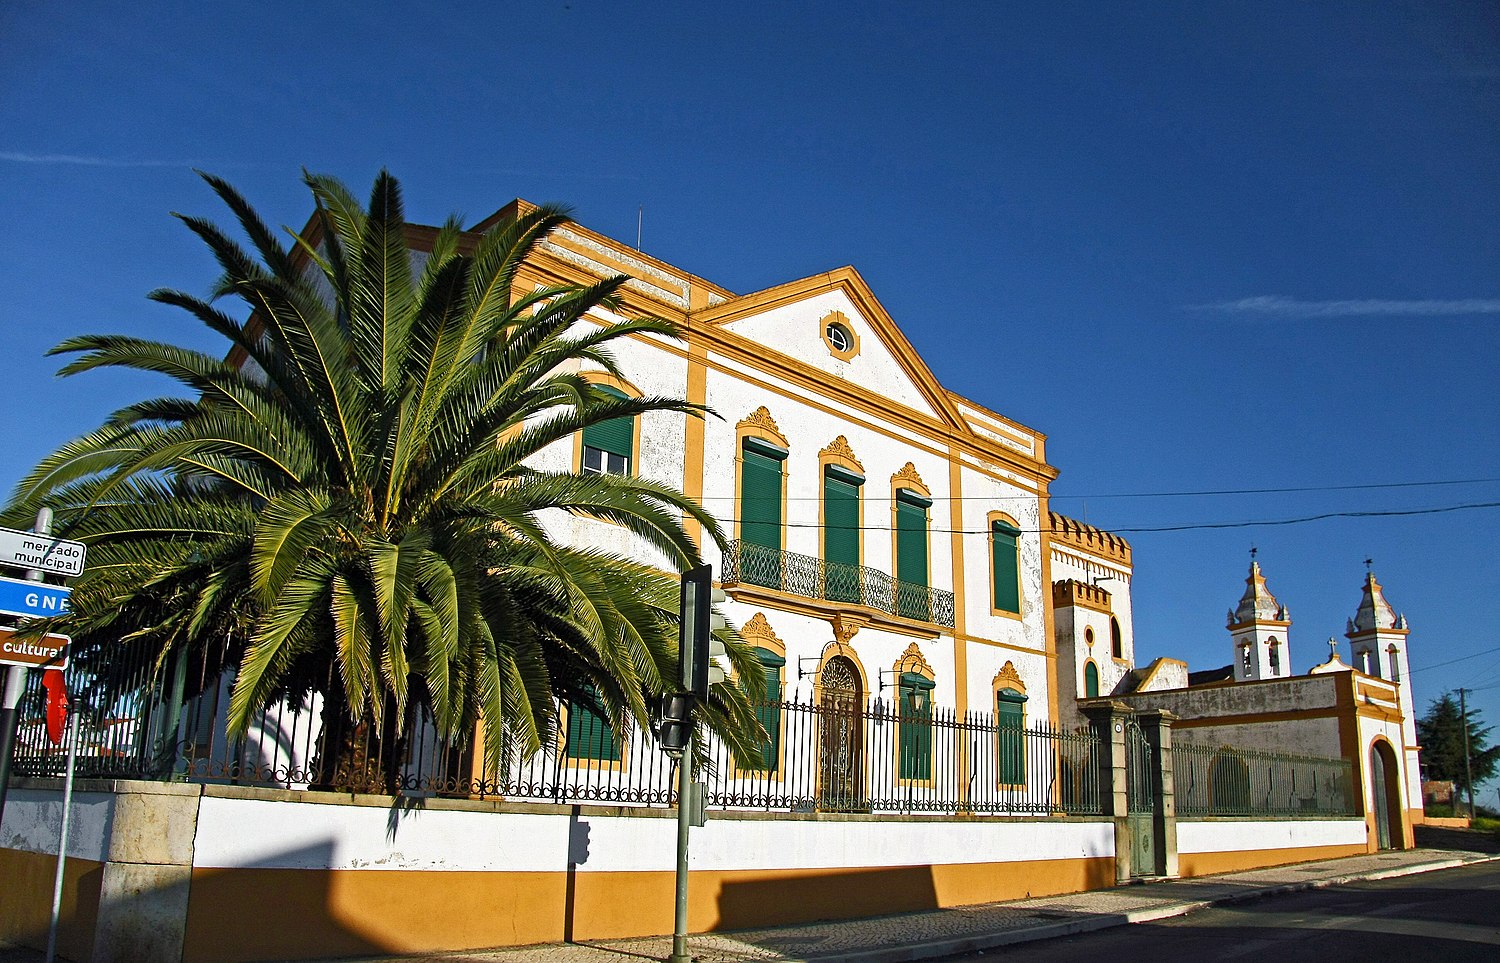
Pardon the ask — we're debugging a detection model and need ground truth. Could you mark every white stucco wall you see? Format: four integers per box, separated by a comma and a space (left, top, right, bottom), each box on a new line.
1177, 818, 1366, 855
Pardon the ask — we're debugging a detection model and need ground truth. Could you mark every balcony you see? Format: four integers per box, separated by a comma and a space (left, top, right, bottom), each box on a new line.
721, 540, 955, 628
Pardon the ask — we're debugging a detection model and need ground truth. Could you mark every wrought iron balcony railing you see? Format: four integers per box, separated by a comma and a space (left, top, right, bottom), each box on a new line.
721, 540, 956, 628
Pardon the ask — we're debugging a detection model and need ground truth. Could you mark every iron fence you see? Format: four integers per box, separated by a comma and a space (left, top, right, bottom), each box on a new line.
721, 540, 956, 628
8, 638, 1352, 821
1171, 740, 1356, 817
12, 654, 1097, 814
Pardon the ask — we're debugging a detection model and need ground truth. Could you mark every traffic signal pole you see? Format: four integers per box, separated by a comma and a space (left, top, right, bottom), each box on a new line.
669, 730, 693, 963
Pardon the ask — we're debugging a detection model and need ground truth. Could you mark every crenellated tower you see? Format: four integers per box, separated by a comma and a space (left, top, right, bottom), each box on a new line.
1226, 558, 1292, 681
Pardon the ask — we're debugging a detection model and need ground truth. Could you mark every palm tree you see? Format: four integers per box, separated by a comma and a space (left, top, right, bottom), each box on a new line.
4, 171, 764, 789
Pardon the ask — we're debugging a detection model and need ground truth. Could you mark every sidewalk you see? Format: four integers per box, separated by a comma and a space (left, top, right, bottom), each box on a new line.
325, 844, 1499, 963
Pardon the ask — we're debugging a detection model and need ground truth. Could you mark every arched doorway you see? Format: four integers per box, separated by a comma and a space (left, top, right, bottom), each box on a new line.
817, 656, 865, 811
1369, 740, 1403, 850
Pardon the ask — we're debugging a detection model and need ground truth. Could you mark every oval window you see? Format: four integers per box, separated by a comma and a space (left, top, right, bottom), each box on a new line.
826, 320, 853, 354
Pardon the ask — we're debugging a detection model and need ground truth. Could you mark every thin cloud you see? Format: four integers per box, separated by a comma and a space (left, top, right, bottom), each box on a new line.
0, 151, 262, 170
1193, 296, 1500, 318
0, 151, 190, 168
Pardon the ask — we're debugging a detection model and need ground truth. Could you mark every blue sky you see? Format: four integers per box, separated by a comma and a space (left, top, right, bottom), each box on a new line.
2, 2, 1498, 797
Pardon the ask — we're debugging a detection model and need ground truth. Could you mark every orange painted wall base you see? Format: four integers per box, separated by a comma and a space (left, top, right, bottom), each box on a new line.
183, 856, 1116, 963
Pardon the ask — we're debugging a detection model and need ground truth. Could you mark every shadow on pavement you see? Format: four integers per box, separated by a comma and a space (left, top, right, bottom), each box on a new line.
1414, 825, 1500, 854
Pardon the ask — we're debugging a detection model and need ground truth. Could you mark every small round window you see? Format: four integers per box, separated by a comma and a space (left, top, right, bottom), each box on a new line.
821, 311, 859, 360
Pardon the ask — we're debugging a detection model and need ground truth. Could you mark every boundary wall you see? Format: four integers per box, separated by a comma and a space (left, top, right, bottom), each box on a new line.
2, 779, 1369, 963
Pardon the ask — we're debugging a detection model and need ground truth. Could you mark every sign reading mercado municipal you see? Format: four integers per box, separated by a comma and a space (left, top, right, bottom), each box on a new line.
0, 526, 86, 577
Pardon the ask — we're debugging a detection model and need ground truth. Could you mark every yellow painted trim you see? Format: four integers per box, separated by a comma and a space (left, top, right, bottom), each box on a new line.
1178, 843, 1367, 878
819, 436, 867, 576
734, 409, 790, 550
733, 612, 789, 779
722, 582, 946, 639
1039, 491, 1059, 727
820, 310, 861, 361
986, 511, 1024, 618
888, 466, 934, 610
0, 848, 102, 963
681, 339, 709, 548
1132, 658, 1187, 692
183, 855, 1114, 959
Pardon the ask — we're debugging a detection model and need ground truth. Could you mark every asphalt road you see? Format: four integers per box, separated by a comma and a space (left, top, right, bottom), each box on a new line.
936, 862, 1500, 963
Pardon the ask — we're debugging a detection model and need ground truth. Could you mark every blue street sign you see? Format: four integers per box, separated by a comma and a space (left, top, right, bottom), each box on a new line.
0, 575, 71, 620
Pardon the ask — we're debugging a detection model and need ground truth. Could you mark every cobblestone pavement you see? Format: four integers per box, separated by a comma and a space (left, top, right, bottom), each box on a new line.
4, 843, 1495, 963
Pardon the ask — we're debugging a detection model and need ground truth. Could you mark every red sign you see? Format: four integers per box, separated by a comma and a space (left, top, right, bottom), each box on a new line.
42, 668, 67, 746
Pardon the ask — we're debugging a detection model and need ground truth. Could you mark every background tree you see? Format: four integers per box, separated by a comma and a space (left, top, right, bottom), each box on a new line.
4, 171, 764, 789
1417, 692, 1500, 795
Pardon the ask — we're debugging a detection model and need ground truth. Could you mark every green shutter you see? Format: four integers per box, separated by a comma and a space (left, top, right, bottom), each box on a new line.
740, 647, 784, 771
991, 520, 1021, 614
998, 689, 1026, 785
566, 689, 620, 762
1084, 661, 1100, 698
898, 673, 934, 780
582, 386, 633, 460
740, 442, 785, 551
895, 492, 929, 620
823, 469, 861, 603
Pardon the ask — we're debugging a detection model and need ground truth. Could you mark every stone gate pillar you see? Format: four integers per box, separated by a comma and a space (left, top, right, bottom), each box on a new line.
1135, 709, 1179, 879
1081, 701, 1132, 883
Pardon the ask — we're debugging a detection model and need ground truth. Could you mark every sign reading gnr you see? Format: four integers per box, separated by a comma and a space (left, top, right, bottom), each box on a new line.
0, 575, 72, 620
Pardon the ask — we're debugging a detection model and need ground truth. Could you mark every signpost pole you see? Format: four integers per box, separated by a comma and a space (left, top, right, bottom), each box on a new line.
46, 704, 77, 963
0, 507, 52, 822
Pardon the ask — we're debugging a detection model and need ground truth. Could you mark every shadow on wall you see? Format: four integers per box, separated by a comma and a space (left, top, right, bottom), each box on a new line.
181, 838, 403, 963
716, 865, 940, 932
0, 844, 103, 962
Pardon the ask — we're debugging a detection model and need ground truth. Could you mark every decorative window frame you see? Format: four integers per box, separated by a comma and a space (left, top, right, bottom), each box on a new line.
987, 511, 1025, 620
1083, 658, 1101, 698
819, 435, 867, 576
560, 692, 629, 773
891, 643, 937, 788
890, 463, 934, 620
1110, 616, 1127, 665
571, 373, 643, 479
820, 310, 860, 362
733, 612, 788, 778
993, 661, 1028, 789
735, 407, 791, 549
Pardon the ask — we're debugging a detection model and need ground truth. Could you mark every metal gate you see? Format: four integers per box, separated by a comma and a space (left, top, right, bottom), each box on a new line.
1125, 719, 1158, 877
1370, 743, 1391, 850
817, 657, 866, 811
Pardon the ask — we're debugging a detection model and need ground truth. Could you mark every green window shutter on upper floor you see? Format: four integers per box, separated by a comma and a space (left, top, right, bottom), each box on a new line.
991, 520, 1021, 614
895, 490, 930, 619
740, 439, 786, 551
582, 386, 633, 460
823, 466, 862, 603
1084, 661, 1100, 698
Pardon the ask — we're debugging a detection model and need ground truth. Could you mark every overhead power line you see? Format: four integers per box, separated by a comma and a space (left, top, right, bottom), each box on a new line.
694, 477, 1500, 502
706, 500, 1500, 536
1410, 646, 1500, 674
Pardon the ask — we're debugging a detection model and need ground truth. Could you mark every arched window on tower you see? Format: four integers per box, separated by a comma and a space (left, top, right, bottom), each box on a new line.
1084, 660, 1100, 698
1388, 644, 1401, 683
1268, 637, 1281, 676
1110, 617, 1123, 660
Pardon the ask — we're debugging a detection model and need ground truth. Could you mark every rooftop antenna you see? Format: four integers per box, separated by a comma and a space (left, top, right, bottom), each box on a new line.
637, 205, 643, 249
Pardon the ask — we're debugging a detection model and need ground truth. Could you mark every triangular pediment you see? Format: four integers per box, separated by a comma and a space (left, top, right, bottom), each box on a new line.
692, 267, 965, 430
